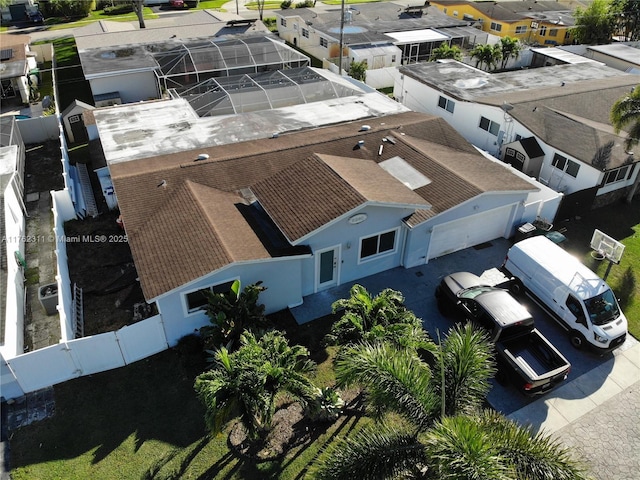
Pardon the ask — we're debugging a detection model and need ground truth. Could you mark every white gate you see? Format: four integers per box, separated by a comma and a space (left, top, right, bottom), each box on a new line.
66, 333, 125, 375
116, 315, 168, 364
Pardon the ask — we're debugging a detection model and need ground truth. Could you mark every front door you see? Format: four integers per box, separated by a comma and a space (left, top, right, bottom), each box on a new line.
317, 246, 339, 291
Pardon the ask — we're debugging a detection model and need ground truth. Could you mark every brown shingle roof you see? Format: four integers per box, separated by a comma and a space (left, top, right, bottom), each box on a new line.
252, 154, 431, 243
111, 112, 533, 300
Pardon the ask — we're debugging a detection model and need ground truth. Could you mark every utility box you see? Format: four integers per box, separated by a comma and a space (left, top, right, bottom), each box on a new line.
38, 283, 58, 315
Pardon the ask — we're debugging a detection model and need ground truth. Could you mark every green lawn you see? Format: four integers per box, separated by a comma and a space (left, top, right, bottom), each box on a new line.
558, 196, 640, 339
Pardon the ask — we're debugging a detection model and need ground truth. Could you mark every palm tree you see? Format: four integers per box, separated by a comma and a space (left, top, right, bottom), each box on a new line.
499, 37, 521, 69
194, 330, 315, 440
470, 43, 502, 71
431, 43, 463, 61
200, 280, 268, 350
311, 324, 588, 479
611, 85, 640, 202
327, 284, 424, 345
611, 85, 640, 150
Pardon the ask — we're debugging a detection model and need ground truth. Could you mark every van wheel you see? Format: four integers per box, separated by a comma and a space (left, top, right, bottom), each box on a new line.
570, 331, 585, 349
509, 280, 523, 297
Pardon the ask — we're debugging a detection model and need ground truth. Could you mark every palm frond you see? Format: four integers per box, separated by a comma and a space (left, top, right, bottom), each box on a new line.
335, 342, 439, 428
422, 415, 511, 480
478, 410, 589, 480
310, 424, 426, 480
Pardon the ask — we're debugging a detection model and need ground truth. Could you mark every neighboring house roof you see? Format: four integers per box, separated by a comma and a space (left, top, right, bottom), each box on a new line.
0, 34, 30, 80
587, 44, 640, 67
252, 153, 431, 243
276, 4, 468, 45
74, 10, 260, 48
531, 47, 604, 65
519, 137, 545, 158
92, 76, 410, 164
431, 0, 578, 25
399, 60, 640, 167
108, 111, 536, 300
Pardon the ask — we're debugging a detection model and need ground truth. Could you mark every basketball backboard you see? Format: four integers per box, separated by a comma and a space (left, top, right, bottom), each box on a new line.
590, 229, 625, 264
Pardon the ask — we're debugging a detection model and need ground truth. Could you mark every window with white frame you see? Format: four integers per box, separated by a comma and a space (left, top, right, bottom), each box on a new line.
549, 28, 558, 36
320, 37, 328, 48
604, 165, 633, 185
360, 229, 397, 260
185, 280, 236, 314
302, 28, 309, 38
437, 95, 455, 113
515, 25, 527, 34
551, 153, 580, 178
490, 22, 502, 32
280, 18, 287, 27
479, 116, 500, 136
539, 25, 547, 36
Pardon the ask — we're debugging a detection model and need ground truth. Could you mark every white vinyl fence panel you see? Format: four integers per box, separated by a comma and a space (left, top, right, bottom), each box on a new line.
66, 333, 125, 375
7, 343, 80, 393
116, 315, 168, 364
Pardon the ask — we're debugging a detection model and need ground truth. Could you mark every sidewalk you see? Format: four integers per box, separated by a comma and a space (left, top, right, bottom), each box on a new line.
508, 342, 640, 480
508, 342, 640, 433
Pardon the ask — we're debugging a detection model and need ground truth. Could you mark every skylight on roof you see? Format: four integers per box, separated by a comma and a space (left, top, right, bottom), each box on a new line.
379, 156, 431, 190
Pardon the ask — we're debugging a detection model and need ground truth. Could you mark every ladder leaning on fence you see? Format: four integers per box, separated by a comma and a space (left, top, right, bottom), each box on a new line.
72, 282, 84, 338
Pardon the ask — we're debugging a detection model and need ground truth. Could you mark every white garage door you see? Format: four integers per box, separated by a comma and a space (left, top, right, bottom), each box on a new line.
428, 204, 514, 260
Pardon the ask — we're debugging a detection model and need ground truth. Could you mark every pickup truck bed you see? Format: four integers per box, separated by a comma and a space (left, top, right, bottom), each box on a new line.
497, 330, 570, 394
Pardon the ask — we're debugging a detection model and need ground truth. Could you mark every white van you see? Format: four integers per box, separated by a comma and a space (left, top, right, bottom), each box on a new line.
502, 236, 627, 353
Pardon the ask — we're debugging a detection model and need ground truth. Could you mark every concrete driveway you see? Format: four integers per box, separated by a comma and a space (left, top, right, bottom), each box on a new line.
291, 236, 639, 419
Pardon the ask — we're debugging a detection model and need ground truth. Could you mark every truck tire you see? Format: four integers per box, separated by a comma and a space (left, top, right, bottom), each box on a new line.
570, 330, 585, 349
495, 369, 508, 386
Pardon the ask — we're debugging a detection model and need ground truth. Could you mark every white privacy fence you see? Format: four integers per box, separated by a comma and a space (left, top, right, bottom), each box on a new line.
5, 314, 168, 395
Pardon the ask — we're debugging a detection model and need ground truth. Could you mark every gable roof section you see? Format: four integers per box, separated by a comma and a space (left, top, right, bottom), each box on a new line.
520, 137, 545, 158
0, 34, 30, 80
127, 179, 270, 299
395, 135, 537, 226
252, 154, 430, 243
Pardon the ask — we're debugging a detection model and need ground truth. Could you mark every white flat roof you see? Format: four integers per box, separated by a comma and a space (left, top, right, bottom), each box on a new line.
385, 29, 449, 44
95, 92, 410, 165
531, 47, 602, 65
587, 44, 640, 66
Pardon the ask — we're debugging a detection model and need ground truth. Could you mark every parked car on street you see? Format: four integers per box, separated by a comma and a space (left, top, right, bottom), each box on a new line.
436, 272, 571, 396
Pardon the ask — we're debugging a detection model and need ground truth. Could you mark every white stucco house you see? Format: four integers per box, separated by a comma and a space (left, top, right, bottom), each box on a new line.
91, 84, 559, 345
394, 60, 640, 211
274, 3, 487, 87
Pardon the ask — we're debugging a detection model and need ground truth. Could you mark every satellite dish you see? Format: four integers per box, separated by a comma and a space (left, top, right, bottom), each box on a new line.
501, 102, 514, 112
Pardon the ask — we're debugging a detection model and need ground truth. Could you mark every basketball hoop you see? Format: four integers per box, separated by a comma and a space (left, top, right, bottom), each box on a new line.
590, 229, 625, 280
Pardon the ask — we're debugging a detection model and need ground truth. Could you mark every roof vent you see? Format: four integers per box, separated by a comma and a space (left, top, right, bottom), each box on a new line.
195, 153, 209, 161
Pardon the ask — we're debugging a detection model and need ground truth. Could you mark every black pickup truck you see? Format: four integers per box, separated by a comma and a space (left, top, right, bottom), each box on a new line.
436, 272, 571, 396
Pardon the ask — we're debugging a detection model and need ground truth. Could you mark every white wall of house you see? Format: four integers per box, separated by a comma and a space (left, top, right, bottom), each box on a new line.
299, 204, 416, 297
89, 71, 159, 104
404, 192, 527, 267
275, 13, 340, 62
154, 256, 307, 346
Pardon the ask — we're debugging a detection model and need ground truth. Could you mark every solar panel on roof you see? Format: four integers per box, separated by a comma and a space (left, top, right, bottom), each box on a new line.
0, 49, 13, 61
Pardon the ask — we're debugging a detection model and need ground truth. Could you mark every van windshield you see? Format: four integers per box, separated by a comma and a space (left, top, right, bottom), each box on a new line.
585, 290, 620, 326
